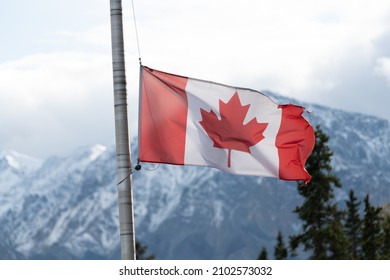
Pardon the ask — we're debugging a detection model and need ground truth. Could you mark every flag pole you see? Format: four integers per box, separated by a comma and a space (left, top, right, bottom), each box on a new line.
109, 0, 136, 260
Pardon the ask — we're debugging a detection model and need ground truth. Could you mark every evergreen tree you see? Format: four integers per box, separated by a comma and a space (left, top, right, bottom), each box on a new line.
361, 195, 383, 260
289, 125, 348, 259
257, 246, 268, 260
136, 240, 155, 260
381, 216, 390, 259
344, 189, 362, 259
327, 208, 350, 259
274, 231, 288, 260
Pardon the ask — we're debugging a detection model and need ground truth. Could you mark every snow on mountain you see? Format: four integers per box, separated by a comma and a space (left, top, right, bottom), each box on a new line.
0, 150, 42, 172
0, 150, 42, 189
0, 145, 119, 259
1, 93, 390, 260
0, 150, 42, 215
306, 104, 390, 205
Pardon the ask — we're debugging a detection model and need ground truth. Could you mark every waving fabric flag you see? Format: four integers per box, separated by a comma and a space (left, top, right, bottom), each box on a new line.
138, 66, 315, 183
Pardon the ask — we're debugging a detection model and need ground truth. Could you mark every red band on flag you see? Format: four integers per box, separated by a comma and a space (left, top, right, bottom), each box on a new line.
276, 105, 315, 182
139, 67, 188, 164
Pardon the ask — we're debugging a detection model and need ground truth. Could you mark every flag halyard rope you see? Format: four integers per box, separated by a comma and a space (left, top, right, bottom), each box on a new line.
131, 0, 142, 65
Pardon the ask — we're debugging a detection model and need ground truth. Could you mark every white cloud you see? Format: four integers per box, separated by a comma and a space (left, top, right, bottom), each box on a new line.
53, 24, 111, 50
0, 52, 115, 158
375, 57, 390, 84
131, 0, 390, 96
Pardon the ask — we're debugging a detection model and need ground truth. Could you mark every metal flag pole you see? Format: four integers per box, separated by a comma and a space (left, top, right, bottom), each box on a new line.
109, 0, 136, 260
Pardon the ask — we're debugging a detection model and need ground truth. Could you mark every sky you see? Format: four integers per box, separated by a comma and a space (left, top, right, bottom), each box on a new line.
1, 0, 390, 159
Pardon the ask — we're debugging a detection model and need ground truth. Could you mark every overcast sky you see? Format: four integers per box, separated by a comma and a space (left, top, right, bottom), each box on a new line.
1, 0, 390, 159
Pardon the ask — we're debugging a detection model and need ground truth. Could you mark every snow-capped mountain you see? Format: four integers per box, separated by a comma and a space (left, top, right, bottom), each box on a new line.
0, 150, 42, 217
1, 93, 390, 259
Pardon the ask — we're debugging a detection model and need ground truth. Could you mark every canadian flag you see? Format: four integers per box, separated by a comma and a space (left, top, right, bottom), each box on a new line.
139, 66, 315, 182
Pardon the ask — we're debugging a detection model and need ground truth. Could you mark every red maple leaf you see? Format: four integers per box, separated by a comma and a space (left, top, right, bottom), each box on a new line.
199, 92, 268, 168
